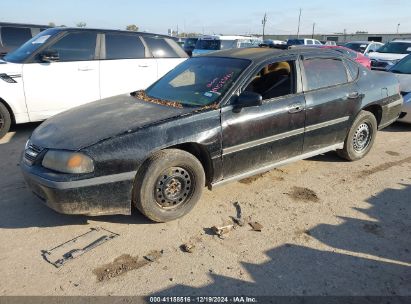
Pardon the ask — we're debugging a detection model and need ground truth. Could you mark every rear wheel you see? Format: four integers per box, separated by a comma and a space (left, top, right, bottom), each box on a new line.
337, 110, 377, 161
133, 149, 205, 222
0, 103, 11, 139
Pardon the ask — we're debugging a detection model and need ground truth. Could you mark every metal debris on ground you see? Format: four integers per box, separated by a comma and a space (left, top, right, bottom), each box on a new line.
211, 224, 234, 238
42, 227, 119, 268
249, 221, 263, 232
231, 201, 245, 226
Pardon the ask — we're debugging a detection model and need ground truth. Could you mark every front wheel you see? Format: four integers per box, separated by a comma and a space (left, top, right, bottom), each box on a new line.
133, 149, 205, 222
337, 110, 377, 161
0, 103, 11, 139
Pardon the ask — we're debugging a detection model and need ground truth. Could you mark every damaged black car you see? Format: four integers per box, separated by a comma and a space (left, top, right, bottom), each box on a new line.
21, 48, 403, 222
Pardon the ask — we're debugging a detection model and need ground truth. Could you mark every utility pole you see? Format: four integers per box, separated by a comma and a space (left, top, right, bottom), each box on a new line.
312, 22, 316, 38
262, 13, 267, 41
397, 23, 400, 34
343, 28, 347, 42
297, 8, 302, 38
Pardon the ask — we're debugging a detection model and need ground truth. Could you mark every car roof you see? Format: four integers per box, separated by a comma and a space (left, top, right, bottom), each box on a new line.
0, 22, 50, 28
390, 39, 411, 43
202, 47, 343, 63
346, 41, 372, 44
48, 27, 171, 39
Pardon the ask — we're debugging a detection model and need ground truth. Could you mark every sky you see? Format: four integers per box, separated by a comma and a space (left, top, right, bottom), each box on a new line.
1, 0, 411, 36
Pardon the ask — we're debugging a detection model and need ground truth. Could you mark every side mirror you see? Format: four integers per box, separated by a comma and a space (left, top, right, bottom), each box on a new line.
367, 49, 374, 53
39, 50, 59, 62
235, 91, 262, 110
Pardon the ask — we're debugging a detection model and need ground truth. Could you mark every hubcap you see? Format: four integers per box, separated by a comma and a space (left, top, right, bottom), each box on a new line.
353, 122, 371, 152
155, 167, 193, 209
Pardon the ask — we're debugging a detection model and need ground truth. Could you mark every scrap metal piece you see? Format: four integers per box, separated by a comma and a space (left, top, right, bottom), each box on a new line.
42, 227, 119, 268
249, 221, 263, 232
144, 250, 163, 262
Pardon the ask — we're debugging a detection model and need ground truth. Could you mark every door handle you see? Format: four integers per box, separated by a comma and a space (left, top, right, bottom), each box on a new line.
138, 64, 149, 68
78, 67, 94, 71
288, 103, 303, 114
347, 91, 360, 99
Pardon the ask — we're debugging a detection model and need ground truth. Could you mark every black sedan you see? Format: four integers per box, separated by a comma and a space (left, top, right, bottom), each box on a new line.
21, 48, 403, 222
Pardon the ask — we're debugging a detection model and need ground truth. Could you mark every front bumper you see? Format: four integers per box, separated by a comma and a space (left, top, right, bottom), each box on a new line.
21, 162, 135, 216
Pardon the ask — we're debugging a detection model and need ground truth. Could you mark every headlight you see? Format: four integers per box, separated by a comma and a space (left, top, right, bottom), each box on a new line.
42, 150, 94, 174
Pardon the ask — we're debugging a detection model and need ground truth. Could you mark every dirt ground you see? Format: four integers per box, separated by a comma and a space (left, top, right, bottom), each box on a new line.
0, 122, 410, 296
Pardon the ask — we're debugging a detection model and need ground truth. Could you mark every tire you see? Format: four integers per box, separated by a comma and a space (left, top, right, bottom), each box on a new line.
337, 110, 377, 161
0, 103, 11, 139
133, 149, 205, 222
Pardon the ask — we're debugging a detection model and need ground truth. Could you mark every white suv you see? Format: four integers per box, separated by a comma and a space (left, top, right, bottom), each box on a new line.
0, 28, 188, 138
368, 39, 411, 70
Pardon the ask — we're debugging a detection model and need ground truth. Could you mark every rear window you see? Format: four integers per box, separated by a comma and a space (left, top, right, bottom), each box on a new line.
1, 27, 32, 48
144, 37, 183, 58
303, 58, 348, 91
105, 34, 145, 59
195, 39, 221, 50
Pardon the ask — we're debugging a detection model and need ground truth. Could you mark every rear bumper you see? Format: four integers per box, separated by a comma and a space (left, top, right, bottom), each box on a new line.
21, 162, 135, 216
379, 95, 404, 129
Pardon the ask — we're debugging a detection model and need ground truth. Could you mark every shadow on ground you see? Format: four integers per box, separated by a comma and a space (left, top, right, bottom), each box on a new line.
152, 185, 411, 296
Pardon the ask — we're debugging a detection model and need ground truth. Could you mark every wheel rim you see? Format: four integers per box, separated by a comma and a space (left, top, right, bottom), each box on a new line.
154, 167, 193, 209
353, 122, 372, 152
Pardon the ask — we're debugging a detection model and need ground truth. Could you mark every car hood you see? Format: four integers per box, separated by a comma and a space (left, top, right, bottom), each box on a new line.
368, 52, 408, 61
393, 73, 411, 93
30, 94, 198, 151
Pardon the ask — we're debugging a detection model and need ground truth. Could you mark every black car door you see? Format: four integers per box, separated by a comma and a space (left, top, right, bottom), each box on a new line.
300, 55, 362, 152
220, 56, 306, 180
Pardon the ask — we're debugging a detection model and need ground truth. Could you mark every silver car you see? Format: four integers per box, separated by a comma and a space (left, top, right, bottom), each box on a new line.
389, 54, 411, 123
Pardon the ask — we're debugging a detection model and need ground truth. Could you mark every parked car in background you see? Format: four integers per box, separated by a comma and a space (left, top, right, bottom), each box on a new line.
192, 35, 257, 56
0, 27, 188, 138
259, 39, 287, 49
367, 39, 411, 70
344, 41, 383, 56
287, 38, 322, 47
183, 37, 198, 56
320, 45, 371, 69
21, 48, 402, 222
0, 22, 50, 56
387, 54, 411, 123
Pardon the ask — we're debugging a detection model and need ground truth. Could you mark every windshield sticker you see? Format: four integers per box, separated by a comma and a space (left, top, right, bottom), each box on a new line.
209, 72, 234, 93
204, 92, 213, 98
32, 35, 51, 44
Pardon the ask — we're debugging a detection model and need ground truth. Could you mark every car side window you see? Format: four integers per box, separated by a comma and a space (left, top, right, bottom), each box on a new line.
1, 27, 32, 48
244, 60, 295, 100
307, 40, 313, 45
46, 32, 97, 62
303, 58, 348, 91
105, 33, 145, 59
144, 37, 180, 58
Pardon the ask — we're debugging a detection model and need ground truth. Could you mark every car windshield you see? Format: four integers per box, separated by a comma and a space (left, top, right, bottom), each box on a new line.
287, 39, 304, 46
345, 42, 368, 53
3, 28, 58, 63
144, 57, 250, 107
183, 38, 198, 48
377, 42, 411, 54
390, 55, 411, 74
195, 39, 221, 50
